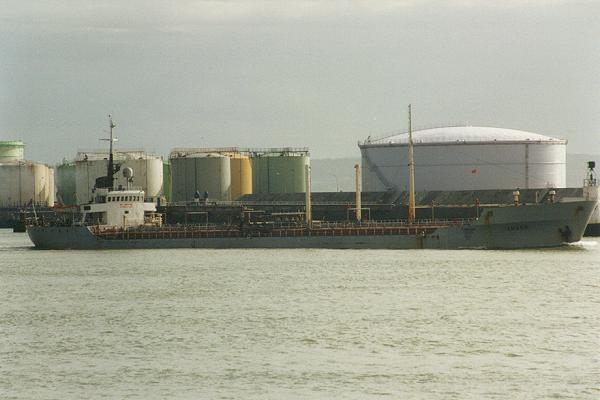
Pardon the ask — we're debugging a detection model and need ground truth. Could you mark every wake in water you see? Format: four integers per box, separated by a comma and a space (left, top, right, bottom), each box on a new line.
569, 239, 598, 249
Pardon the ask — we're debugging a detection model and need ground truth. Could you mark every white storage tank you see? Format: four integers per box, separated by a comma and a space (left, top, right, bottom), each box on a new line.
74, 151, 164, 204
0, 140, 25, 162
170, 152, 231, 202
0, 161, 54, 207
359, 126, 567, 192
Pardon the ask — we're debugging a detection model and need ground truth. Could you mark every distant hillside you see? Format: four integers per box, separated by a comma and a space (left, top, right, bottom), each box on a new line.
310, 158, 360, 192
310, 153, 599, 192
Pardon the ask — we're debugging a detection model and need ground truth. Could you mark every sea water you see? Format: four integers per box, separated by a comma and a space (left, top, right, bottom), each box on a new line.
1, 230, 599, 399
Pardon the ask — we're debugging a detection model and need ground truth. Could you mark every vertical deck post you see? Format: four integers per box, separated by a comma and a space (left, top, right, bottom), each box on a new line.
408, 104, 416, 224
355, 164, 362, 222
305, 164, 312, 227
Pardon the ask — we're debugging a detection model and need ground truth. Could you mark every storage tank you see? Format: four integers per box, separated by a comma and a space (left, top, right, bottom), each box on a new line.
170, 153, 231, 201
74, 151, 164, 204
55, 161, 77, 205
0, 141, 25, 162
251, 152, 309, 194
359, 126, 567, 192
0, 161, 54, 207
228, 153, 253, 200
163, 160, 172, 202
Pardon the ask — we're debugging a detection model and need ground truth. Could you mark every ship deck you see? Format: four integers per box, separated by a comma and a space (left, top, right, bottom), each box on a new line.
91, 219, 464, 241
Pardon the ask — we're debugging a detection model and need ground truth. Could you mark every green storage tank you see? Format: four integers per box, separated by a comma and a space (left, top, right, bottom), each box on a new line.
251, 153, 309, 194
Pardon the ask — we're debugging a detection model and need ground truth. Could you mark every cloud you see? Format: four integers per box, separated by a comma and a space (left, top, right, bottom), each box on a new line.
1, 0, 578, 33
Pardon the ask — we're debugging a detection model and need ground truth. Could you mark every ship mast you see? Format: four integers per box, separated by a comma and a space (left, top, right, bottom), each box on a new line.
99, 114, 118, 190
407, 104, 416, 224
107, 115, 116, 190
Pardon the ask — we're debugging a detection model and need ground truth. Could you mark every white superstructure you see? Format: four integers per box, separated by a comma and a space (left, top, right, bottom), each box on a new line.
359, 126, 567, 192
81, 188, 158, 229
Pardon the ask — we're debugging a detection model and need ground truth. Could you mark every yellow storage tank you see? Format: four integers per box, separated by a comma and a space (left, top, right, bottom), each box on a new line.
229, 153, 252, 200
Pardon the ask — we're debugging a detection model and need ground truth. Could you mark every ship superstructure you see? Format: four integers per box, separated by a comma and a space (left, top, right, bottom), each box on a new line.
79, 187, 159, 228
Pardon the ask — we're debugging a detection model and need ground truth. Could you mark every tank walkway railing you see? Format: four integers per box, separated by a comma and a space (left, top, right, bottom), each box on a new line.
166, 200, 395, 207
90, 217, 473, 241
309, 218, 473, 229
75, 150, 158, 161
169, 147, 309, 158
92, 225, 447, 241
0, 202, 53, 209
164, 200, 502, 208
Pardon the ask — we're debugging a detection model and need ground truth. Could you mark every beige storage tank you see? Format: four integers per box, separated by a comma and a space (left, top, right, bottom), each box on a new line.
74, 151, 164, 204
0, 161, 54, 207
228, 153, 253, 200
0, 141, 25, 162
170, 152, 231, 202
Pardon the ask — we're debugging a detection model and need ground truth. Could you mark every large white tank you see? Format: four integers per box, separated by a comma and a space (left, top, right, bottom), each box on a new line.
359, 126, 567, 192
170, 153, 231, 201
0, 161, 54, 207
74, 151, 163, 204
55, 161, 77, 205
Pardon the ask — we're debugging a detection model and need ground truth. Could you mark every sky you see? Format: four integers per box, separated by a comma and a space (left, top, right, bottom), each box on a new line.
1, 0, 599, 164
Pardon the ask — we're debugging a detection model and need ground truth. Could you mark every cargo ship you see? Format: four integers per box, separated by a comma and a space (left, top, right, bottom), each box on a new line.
25, 112, 598, 250
26, 195, 596, 250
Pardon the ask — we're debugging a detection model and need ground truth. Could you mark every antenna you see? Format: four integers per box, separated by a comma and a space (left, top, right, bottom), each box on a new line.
98, 114, 120, 190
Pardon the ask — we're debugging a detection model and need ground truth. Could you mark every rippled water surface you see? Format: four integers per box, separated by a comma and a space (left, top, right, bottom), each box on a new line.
1, 230, 599, 399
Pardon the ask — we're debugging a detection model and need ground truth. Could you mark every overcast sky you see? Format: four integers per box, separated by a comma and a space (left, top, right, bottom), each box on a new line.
1, 0, 599, 163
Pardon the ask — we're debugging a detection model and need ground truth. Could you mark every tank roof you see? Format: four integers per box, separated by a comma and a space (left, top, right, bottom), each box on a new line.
361, 126, 566, 146
0, 140, 25, 147
0, 159, 52, 168
75, 150, 162, 161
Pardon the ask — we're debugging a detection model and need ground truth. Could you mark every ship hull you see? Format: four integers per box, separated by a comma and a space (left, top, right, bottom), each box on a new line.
583, 201, 600, 236
27, 201, 596, 250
